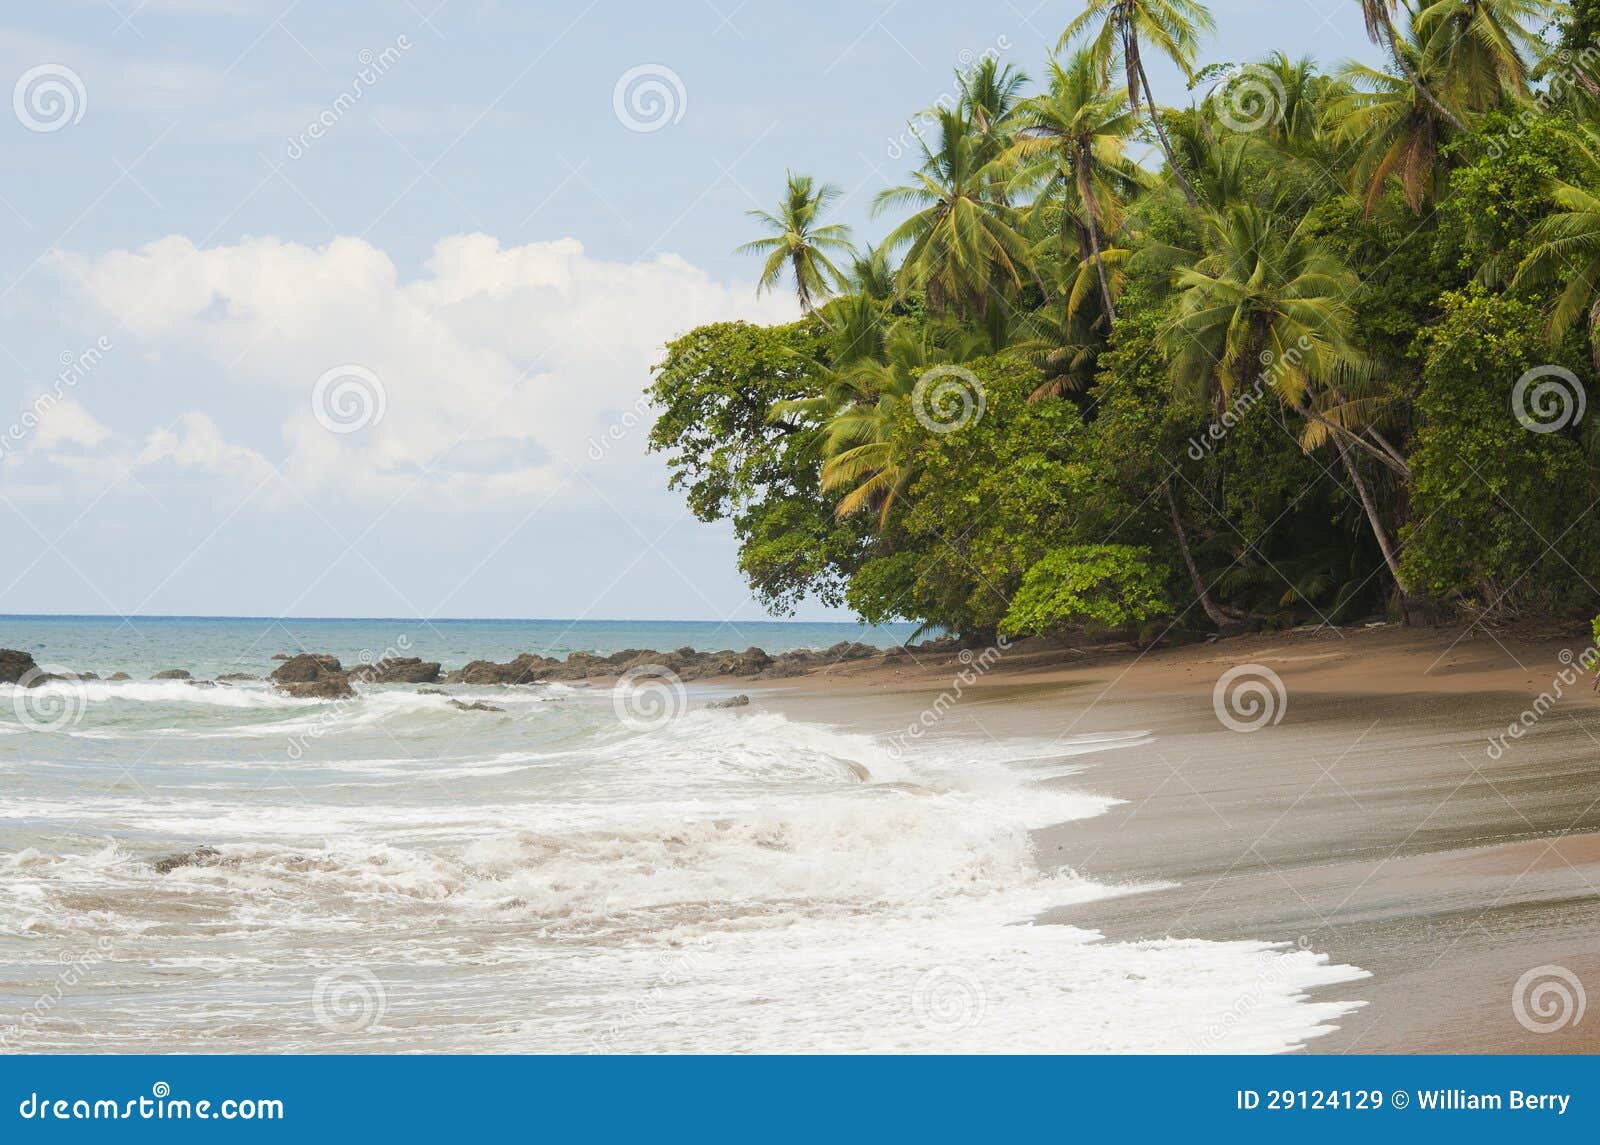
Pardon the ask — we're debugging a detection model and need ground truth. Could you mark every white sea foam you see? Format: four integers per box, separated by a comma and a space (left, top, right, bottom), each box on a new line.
1, 691, 1367, 1052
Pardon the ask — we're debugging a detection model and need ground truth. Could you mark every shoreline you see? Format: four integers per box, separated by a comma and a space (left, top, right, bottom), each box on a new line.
741, 624, 1600, 1053
7, 621, 1598, 1051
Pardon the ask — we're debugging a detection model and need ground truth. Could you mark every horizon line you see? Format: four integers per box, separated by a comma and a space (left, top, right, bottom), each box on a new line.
0, 612, 897, 626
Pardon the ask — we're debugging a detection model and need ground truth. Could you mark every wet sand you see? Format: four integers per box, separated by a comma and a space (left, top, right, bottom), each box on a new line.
752, 625, 1600, 1053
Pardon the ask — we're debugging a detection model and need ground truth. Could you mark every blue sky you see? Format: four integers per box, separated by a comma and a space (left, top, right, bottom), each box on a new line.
0, 1, 1379, 621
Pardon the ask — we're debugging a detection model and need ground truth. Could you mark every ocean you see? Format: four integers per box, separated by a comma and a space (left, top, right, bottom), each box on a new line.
1, 615, 1365, 1052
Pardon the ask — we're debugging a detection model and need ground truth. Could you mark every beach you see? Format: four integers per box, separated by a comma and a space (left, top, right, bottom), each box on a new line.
759, 623, 1600, 1052
2, 618, 1596, 1052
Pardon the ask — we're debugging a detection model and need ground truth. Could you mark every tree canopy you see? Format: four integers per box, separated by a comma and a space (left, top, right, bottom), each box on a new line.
648, 1, 1600, 641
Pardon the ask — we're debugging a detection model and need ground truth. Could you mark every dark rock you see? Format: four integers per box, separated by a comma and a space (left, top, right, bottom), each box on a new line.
417, 687, 448, 695
0, 648, 37, 684
448, 699, 505, 712
823, 641, 877, 662
108, 672, 131, 681
449, 652, 557, 685
153, 846, 220, 875
277, 676, 355, 700
152, 668, 191, 680
215, 673, 258, 682
349, 656, 441, 684
268, 653, 353, 698
269, 654, 342, 684
271, 653, 291, 660
708, 694, 750, 709
187, 680, 217, 688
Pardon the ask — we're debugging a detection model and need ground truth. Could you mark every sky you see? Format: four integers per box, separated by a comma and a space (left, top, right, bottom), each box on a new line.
0, 0, 1381, 622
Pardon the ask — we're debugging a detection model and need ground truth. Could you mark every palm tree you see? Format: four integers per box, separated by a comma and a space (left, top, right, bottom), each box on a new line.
777, 327, 978, 526
1009, 50, 1145, 324
1326, 30, 1459, 214
1413, 0, 1560, 109
1514, 123, 1600, 370
1353, 0, 1467, 130
737, 171, 855, 314
1060, 0, 1216, 207
1162, 204, 1410, 596
1162, 204, 1357, 405
960, 56, 1030, 166
874, 108, 1033, 317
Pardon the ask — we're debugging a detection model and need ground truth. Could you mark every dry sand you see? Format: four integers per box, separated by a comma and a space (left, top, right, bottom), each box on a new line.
748, 623, 1600, 1053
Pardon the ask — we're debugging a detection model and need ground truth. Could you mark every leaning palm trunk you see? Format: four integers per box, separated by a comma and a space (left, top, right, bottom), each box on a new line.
1164, 479, 1234, 629
1134, 56, 1199, 207
1376, 8, 1466, 131
1076, 164, 1118, 323
1333, 433, 1409, 601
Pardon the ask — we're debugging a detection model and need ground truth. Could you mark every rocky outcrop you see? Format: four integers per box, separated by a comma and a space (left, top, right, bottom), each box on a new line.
448, 699, 505, 713
108, 672, 131, 681
215, 673, 258, 682
152, 668, 191, 680
447, 653, 558, 685
277, 676, 355, 699
153, 846, 220, 874
436, 640, 907, 685
269, 653, 354, 699
0, 649, 38, 684
708, 694, 750, 709
269, 654, 341, 683
349, 656, 441, 684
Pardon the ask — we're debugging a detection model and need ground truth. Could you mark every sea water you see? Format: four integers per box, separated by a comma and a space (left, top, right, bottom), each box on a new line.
0, 616, 1366, 1052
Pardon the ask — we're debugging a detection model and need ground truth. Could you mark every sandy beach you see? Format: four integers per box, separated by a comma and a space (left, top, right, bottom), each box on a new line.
750, 623, 1600, 1053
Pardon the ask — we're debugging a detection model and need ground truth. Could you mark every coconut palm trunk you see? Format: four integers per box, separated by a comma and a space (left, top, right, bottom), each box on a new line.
1076, 162, 1118, 323
1134, 55, 1200, 207
1164, 479, 1234, 628
1333, 433, 1408, 599
1368, 2, 1467, 131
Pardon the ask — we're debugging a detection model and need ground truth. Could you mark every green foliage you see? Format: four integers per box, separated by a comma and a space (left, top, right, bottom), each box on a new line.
1002, 545, 1170, 635
649, 5, 1600, 637
1400, 286, 1600, 616
646, 319, 827, 521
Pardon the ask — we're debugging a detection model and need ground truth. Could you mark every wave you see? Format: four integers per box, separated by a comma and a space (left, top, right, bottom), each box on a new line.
2, 696, 1368, 1052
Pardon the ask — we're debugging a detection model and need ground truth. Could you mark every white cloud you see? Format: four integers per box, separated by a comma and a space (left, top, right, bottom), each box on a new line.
137, 411, 276, 484
31, 396, 110, 450
52, 232, 793, 506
